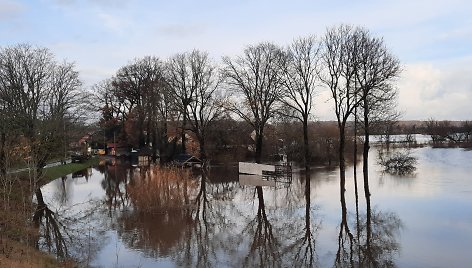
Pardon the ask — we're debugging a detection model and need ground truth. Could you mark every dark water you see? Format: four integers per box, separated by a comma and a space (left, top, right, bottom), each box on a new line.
39, 146, 472, 267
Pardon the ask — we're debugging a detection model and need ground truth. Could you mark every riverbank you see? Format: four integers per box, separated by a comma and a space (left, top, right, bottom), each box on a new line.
0, 157, 98, 267
42, 156, 99, 183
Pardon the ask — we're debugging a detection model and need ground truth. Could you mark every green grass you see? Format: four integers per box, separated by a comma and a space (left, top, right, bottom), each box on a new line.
42, 157, 99, 182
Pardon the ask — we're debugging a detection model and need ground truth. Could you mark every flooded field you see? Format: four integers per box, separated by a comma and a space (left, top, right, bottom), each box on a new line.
38, 146, 472, 267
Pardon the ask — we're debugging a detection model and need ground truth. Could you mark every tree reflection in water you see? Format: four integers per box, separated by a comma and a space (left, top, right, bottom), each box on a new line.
335, 171, 403, 268
33, 186, 105, 265
118, 167, 241, 267
101, 163, 132, 214
335, 184, 355, 267
33, 188, 70, 259
70, 163, 403, 267
284, 172, 319, 268
241, 185, 281, 267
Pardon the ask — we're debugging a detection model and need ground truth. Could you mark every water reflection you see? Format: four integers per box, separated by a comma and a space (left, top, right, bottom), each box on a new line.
101, 163, 131, 213
334, 175, 402, 268
33, 188, 69, 258
284, 173, 319, 268
36, 147, 472, 267
116, 169, 230, 267
242, 186, 281, 267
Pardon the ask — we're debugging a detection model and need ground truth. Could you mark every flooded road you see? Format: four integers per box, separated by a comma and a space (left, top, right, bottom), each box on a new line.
39, 146, 472, 267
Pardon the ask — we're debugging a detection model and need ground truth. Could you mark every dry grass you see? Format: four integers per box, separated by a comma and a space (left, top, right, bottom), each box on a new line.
127, 166, 197, 213
0, 237, 74, 268
0, 175, 68, 267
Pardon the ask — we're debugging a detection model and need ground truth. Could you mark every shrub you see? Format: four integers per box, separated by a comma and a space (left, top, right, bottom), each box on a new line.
378, 150, 417, 175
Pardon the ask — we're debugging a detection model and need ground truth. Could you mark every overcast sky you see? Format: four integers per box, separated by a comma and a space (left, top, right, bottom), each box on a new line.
1, 0, 471, 120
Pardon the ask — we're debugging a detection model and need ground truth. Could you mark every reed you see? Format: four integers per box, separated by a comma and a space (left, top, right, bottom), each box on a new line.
127, 166, 197, 213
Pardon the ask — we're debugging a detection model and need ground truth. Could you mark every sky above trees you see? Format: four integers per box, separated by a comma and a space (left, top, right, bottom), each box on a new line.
1, 0, 471, 120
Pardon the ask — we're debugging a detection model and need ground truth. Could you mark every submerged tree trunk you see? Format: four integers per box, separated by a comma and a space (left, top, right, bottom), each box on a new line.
363, 98, 371, 198
303, 116, 310, 171
339, 124, 346, 202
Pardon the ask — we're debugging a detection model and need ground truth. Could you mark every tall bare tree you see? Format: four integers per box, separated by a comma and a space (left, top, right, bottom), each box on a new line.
280, 36, 321, 170
320, 25, 363, 201
166, 50, 224, 160
223, 42, 285, 163
167, 53, 195, 154
184, 50, 224, 160
112, 56, 166, 148
354, 29, 400, 198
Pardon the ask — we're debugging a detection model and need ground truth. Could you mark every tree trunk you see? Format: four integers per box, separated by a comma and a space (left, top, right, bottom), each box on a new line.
363, 98, 371, 198
0, 132, 5, 176
339, 124, 346, 203
160, 120, 168, 164
303, 115, 310, 171
33, 188, 46, 227
151, 128, 158, 163
255, 132, 263, 164
181, 113, 187, 154
199, 137, 206, 161
138, 112, 146, 148
305, 173, 311, 231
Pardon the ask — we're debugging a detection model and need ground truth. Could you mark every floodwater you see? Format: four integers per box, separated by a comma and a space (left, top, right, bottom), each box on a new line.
38, 146, 472, 267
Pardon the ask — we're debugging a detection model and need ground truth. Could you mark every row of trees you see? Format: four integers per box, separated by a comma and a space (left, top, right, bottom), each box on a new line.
0, 24, 400, 218
96, 25, 400, 210
94, 51, 224, 162
0, 44, 86, 260
97, 24, 399, 164
423, 119, 471, 144
0, 44, 84, 213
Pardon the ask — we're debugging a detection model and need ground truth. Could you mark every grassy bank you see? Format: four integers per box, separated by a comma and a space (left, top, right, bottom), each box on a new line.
42, 157, 99, 183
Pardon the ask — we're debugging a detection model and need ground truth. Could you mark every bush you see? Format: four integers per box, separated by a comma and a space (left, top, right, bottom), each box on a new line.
378, 150, 417, 175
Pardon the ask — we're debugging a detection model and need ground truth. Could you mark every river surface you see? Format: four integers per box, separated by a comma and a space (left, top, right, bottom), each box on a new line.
38, 146, 472, 267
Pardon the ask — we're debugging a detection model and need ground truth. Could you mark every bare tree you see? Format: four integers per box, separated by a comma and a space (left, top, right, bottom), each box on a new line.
166, 53, 195, 154
0, 44, 82, 185
279, 36, 321, 170
320, 25, 363, 202
354, 29, 401, 198
223, 42, 285, 163
168, 50, 223, 160
112, 56, 166, 148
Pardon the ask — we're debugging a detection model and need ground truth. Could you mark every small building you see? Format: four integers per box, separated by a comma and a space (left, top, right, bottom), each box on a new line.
138, 147, 153, 166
